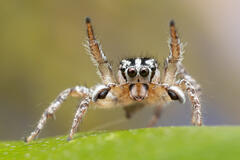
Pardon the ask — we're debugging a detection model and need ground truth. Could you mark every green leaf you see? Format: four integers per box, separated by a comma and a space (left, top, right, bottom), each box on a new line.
1, 127, 240, 160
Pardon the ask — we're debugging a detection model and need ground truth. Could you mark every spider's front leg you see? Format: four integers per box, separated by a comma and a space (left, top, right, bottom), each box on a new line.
178, 79, 202, 126
163, 20, 183, 85
149, 21, 184, 127
164, 80, 202, 126
67, 97, 90, 141
85, 17, 117, 85
162, 20, 202, 126
67, 84, 112, 141
25, 86, 90, 143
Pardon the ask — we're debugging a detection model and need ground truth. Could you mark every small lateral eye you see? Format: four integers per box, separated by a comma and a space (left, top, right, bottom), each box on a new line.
140, 67, 149, 77
127, 68, 137, 77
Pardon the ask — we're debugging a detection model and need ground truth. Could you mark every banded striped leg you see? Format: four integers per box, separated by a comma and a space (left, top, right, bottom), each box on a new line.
25, 86, 90, 142
163, 20, 183, 85
85, 17, 116, 85
179, 79, 202, 126
177, 65, 201, 97
68, 98, 91, 141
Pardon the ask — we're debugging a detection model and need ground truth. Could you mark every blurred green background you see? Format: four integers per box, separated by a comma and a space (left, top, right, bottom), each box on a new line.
0, 0, 239, 140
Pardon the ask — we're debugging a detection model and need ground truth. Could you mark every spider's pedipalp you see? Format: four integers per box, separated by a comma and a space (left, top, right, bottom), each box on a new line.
167, 86, 186, 103
92, 84, 111, 102
25, 86, 90, 142
85, 17, 116, 85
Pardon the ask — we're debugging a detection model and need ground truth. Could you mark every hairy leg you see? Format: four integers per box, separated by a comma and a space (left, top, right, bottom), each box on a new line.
162, 21, 202, 126
177, 65, 201, 96
85, 17, 116, 85
179, 79, 202, 126
25, 86, 90, 142
67, 84, 117, 141
163, 20, 184, 85
68, 97, 91, 141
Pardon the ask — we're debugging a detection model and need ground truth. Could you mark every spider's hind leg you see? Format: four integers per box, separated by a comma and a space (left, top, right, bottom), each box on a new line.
147, 105, 163, 127
123, 103, 145, 119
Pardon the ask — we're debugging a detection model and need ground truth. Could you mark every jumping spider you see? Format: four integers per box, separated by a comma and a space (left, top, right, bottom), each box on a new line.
25, 17, 202, 142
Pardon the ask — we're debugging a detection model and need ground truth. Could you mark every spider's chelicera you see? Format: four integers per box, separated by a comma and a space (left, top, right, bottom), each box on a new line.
25, 17, 202, 142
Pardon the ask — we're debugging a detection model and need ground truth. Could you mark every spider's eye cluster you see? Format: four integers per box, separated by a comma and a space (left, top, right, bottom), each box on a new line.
140, 67, 149, 77
127, 67, 137, 77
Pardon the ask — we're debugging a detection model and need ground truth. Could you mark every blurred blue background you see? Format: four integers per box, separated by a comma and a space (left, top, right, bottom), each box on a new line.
1, 0, 240, 140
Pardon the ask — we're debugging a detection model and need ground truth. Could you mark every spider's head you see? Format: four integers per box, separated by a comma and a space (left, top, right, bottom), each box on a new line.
118, 58, 159, 84
118, 58, 160, 101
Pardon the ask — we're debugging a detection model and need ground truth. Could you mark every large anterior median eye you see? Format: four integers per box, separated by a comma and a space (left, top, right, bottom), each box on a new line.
140, 67, 149, 77
127, 67, 137, 77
